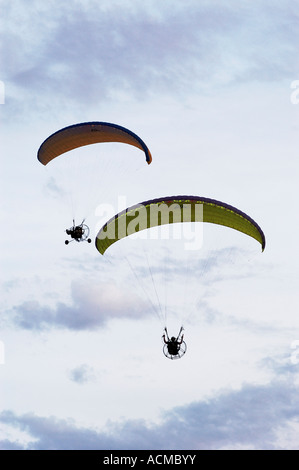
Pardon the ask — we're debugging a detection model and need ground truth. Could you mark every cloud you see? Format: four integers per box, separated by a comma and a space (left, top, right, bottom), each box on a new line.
8, 280, 149, 331
68, 364, 96, 384
3, 0, 298, 119
1, 373, 299, 449
44, 176, 67, 199
136, 245, 260, 285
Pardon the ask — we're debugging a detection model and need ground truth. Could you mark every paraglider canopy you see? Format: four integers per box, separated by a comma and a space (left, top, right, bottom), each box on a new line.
95, 195, 266, 255
37, 121, 152, 166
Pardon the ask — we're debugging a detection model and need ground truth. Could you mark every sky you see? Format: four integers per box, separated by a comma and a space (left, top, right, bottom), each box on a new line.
0, 0, 299, 450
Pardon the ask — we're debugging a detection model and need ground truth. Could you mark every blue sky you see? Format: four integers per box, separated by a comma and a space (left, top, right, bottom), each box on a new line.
1, 0, 299, 450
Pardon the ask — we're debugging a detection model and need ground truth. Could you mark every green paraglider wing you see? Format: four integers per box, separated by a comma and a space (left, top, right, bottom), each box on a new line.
95, 196, 266, 255
37, 121, 152, 165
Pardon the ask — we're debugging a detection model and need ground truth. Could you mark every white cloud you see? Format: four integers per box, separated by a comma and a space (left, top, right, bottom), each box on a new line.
2, 0, 298, 121
1, 370, 299, 449
8, 280, 150, 331
68, 364, 96, 384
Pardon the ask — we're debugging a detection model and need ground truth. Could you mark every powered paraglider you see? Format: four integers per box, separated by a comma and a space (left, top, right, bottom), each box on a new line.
38, 121, 152, 245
